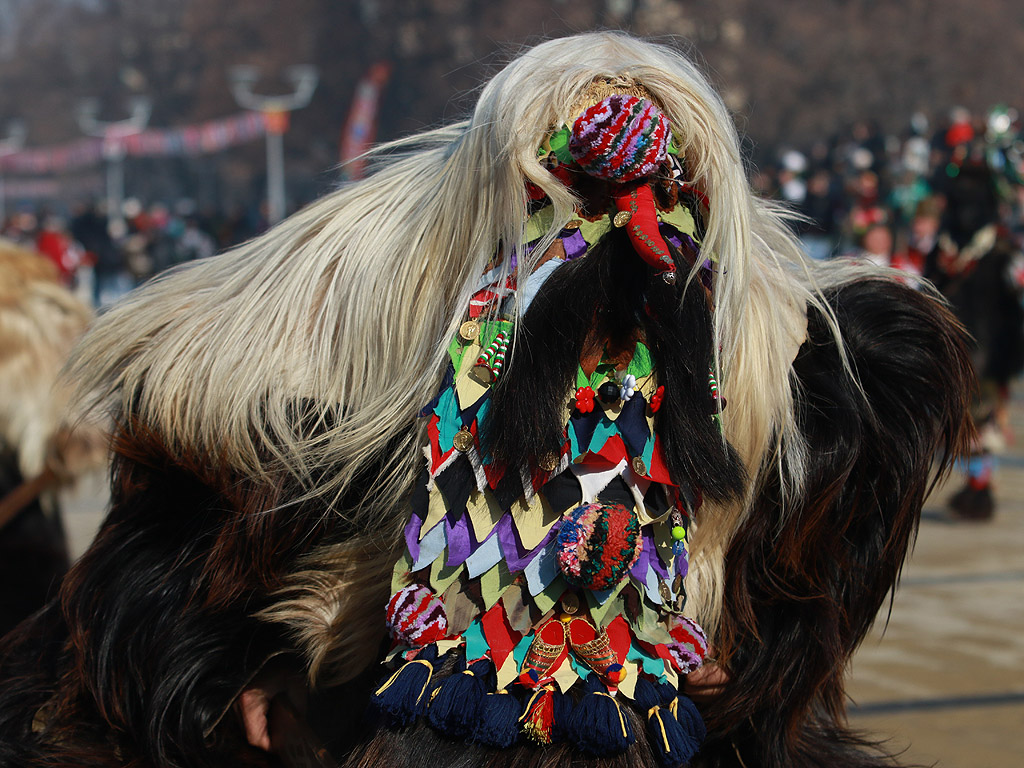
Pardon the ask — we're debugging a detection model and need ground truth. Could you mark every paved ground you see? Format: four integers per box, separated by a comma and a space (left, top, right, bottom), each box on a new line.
58, 400, 1024, 766
846, 402, 1024, 767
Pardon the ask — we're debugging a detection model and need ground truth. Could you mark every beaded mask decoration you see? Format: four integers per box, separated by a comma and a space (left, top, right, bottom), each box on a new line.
372, 84, 724, 767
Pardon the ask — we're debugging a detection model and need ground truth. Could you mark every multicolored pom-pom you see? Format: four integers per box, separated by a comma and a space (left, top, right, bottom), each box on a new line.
386, 584, 449, 647
569, 94, 670, 183
665, 615, 708, 674
556, 503, 642, 590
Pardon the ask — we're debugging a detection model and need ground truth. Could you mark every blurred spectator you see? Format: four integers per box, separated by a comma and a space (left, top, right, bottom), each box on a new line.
797, 168, 843, 260
35, 215, 84, 286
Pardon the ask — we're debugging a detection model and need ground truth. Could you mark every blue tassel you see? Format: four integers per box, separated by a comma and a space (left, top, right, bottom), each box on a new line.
371, 657, 436, 727
636, 678, 697, 767
426, 657, 489, 738
671, 693, 706, 759
567, 673, 636, 755
550, 688, 573, 743
470, 688, 521, 748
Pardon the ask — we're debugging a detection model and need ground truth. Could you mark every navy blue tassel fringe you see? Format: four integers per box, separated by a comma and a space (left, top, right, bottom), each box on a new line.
426, 657, 490, 737
566, 674, 636, 755
371, 655, 437, 727
470, 688, 521, 748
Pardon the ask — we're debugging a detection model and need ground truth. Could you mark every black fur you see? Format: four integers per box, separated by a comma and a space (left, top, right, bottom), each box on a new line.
486, 229, 744, 502
698, 279, 973, 768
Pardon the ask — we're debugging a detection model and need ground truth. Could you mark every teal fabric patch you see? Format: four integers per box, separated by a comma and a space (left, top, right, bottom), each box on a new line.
589, 417, 621, 455
511, 631, 533, 669
463, 619, 488, 663
568, 420, 581, 460
627, 643, 667, 679
641, 432, 655, 469
434, 387, 462, 451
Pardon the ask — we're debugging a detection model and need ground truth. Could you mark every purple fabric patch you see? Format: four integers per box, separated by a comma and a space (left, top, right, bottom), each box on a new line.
496, 514, 561, 573
404, 513, 423, 563
561, 229, 588, 260
676, 554, 689, 578
646, 529, 670, 579
661, 228, 683, 250
629, 532, 651, 580
445, 515, 477, 567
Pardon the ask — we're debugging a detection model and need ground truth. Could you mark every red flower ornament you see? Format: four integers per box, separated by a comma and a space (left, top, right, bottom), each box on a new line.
650, 385, 665, 413
575, 386, 595, 414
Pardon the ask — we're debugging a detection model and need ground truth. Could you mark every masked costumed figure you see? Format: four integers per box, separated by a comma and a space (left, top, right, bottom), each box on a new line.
925, 140, 1024, 520
0, 241, 104, 637
0, 33, 972, 768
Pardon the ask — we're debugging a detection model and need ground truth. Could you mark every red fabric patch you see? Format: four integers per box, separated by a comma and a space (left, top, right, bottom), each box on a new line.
595, 434, 628, 466
605, 615, 632, 665
481, 602, 521, 670
427, 415, 454, 474
647, 438, 674, 485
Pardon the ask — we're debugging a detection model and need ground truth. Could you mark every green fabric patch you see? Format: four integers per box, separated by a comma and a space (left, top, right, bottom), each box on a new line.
479, 560, 515, 610
390, 550, 414, 594
430, 558, 464, 596
659, 203, 699, 242
447, 332, 466, 372
534, 575, 568, 617
625, 342, 653, 379
578, 215, 611, 247
524, 205, 556, 243
548, 127, 573, 165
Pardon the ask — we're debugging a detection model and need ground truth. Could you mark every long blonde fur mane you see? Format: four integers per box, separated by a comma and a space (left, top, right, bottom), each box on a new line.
65, 32, 858, 636
0, 240, 99, 481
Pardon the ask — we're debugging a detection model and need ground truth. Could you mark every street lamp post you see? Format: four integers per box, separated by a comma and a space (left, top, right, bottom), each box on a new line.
77, 97, 151, 237
228, 65, 318, 226
0, 120, 26, 225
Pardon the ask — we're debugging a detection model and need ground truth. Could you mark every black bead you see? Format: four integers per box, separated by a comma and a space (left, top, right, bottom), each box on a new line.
597, 381, 620, 404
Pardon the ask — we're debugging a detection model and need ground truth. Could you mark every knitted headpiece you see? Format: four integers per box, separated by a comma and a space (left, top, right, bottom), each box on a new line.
569, 94, 670, 183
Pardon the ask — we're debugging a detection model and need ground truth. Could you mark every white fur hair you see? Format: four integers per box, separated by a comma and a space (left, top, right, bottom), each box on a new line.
64, 32, 864, 634
0, 240, 100, 480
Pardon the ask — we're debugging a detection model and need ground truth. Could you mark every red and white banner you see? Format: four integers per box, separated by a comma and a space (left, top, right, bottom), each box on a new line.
0, 112, 268, 175
339, 62, 391, 180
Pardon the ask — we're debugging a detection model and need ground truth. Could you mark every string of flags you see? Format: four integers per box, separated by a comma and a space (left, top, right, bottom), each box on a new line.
0, 112, 268, 175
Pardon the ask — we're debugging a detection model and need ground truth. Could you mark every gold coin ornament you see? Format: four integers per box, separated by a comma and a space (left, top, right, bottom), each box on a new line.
631, 456, 648, 476
613, 210, 633, 228
459, 320, 480, 342
538, 452, 560, 472
452, 426, 474, 452
560, 592, 580, 614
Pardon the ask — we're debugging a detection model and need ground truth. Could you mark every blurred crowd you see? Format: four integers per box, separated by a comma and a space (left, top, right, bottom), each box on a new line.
0, 199, 264, 307
754, 105, 1024, 271
758, 104, 1024, 521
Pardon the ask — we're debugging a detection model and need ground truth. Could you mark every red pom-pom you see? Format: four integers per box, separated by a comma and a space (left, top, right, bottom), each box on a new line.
386, 584, 448, 647
556, 503, 642, 590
